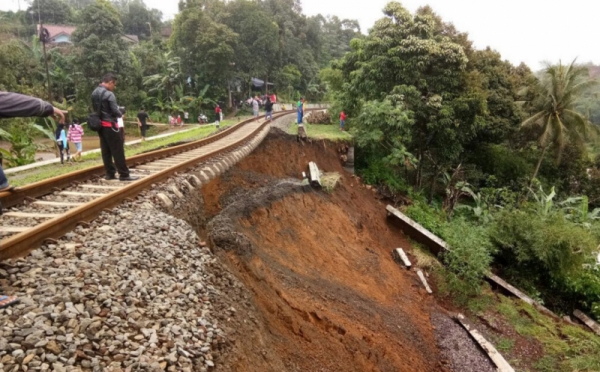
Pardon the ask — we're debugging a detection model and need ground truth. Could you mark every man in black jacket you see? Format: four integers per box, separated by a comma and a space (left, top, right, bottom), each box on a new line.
91, 73, 137, 181
0, 92, 67, 192
0, 91, 67, 309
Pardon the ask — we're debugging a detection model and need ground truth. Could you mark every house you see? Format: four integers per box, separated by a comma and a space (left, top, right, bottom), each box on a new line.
37, 24, 139, 45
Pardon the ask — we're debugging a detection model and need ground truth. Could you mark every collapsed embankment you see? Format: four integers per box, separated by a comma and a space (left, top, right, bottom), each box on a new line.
168, 129, 496, 372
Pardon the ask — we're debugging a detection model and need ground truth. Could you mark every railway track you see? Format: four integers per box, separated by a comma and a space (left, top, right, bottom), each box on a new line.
0, 111, 296, 260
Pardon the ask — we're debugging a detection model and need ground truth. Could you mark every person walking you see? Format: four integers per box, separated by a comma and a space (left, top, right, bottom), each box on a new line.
177, 114, 183, 127
184, 111, 189, 124
67, 119, 84, 161
264, 97, 274, 121
0, 91, 67, 308
136, 107, 152, 142
215, 104, 222, 129
91, 73, 137, 181
55, 123, 70, 164
340, 110, 347, 131
252, 96, 259, 121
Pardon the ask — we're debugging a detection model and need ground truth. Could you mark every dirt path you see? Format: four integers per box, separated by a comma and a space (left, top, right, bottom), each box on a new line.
195, 130, 496, 372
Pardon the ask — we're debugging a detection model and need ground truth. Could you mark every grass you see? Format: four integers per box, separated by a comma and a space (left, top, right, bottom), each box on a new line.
492, 293, 600, 371
321, 172, 342, 192
8, 118, 248, 187
288, 121, 352, 141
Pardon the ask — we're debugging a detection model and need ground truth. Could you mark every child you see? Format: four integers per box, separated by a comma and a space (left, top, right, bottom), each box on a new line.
177, 114, 183, 127
55, 123, 69, 164
67, 119, 84, 161
340, 110, 347, 131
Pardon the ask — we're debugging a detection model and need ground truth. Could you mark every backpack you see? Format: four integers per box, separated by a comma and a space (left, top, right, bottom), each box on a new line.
87, 90, 105, 132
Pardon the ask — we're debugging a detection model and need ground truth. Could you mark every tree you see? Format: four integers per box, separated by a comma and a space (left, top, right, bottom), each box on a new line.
521, 60, 596, 186
333, 2, 487, 196
27, 0, 74, 25
119, 0, 162, 40
170, 2, 237, 95
71, 0, 132, 101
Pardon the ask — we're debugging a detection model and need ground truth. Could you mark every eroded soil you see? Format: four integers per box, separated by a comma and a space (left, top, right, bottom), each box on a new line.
196, 130, 495, 372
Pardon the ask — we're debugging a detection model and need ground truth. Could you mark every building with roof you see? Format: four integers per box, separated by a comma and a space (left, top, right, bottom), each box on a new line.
37, 24, 139, 46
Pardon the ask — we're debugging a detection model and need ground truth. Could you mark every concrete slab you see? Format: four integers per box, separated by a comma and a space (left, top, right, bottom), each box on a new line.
417, 270, 432, 294
393, 248, 412, 269
455, 314, 515, 372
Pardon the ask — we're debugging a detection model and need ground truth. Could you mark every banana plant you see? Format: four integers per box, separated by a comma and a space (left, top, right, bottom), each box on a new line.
528, 185, 556, 217
560, 195, 600, 228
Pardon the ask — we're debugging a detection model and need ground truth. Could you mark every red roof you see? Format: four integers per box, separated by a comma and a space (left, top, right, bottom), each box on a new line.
38, 24, 76, 39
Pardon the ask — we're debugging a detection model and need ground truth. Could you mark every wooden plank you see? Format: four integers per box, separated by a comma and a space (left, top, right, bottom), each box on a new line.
393, 248, 412, 268
80, 184, 122, 190
455, 314, 515, 372
59, 191, 105, 197
3, 212, 61, 219
417, 270, 432, 294
573, 310, 600, 336
0, 226, 30, 233
33, 201, 84, 207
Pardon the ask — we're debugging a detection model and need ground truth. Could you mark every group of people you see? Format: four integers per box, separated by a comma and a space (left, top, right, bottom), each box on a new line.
294, 97, 347, 131
54, 119, 84, 164
248, 95, 274, 122
168, 112, 189, 127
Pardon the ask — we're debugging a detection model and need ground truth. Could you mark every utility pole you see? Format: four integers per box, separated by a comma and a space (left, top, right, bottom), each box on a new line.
37, 0, 52, 101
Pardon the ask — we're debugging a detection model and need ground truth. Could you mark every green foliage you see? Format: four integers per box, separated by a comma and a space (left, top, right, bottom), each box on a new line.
440, 218, 494, 296
359, 156, 409, 195
521, 60, 596, 185
71, 0, 132, 96
0, 120, 40, 167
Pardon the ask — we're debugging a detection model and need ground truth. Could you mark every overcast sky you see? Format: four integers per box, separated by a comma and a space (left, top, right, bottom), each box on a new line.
2, 0, 598, 70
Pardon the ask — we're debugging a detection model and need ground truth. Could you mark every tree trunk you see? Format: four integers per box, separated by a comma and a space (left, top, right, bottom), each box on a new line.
227, 85, 232, 109
529, 145, 548, 188
428, 165, 438, 204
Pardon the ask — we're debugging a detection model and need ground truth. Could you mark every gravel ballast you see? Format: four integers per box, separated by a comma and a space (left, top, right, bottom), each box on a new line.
0, 200, 229, 372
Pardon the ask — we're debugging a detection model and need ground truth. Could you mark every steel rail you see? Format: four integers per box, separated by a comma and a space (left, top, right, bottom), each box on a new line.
0, 112, 297, 259
0, 111, 295, 209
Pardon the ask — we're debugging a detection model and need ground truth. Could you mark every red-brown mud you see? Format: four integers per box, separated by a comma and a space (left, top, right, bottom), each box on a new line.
200, 130, 495, 372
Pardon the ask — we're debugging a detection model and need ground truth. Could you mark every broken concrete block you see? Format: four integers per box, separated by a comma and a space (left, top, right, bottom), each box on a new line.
393, 248, 412, 269
417, 270, 432, 294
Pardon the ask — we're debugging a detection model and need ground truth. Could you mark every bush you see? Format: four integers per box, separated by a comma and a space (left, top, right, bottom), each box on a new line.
439, 218, 495, 300
491, 209, 595, 279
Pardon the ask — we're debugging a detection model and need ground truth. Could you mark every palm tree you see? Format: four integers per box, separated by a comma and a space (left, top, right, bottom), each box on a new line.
522, 60, 597, 187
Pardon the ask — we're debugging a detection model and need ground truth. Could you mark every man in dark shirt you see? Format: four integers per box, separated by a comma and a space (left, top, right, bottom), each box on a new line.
91, 73, 137, 181
136, 107, 152, 142
0, 92, 67, 192
0, 91, 67, 308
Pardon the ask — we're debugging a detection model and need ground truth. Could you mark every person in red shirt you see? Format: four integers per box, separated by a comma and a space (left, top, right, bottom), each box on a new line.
340, 110, 347, 131
215, 104, 222, 129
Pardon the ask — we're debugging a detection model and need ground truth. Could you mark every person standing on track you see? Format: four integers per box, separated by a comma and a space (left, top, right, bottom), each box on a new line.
297, 97, 304, 125
136, 107, 152, 142
264, 97, 273, 121
252, 96, 259, 121
91, 73, 138, 181
0, 91, 68, 308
